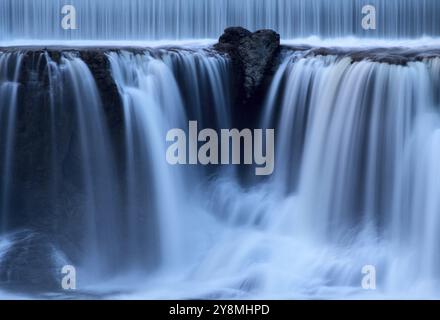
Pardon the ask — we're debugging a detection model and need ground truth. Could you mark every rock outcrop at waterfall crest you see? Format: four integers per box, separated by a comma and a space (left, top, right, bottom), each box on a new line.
214, 27, 281, 115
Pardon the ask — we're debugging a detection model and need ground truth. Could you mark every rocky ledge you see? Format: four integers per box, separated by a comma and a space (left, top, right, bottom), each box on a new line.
282, 44, 440, 65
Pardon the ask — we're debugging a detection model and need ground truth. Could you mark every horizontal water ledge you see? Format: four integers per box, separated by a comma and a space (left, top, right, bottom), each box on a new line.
3, 42, 440, 67
3, 37, 440, 50
0, 39, 219, 50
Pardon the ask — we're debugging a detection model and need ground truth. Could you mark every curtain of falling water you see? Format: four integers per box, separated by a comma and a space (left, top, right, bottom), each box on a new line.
1, 0, 440, 41
108, 51, 188, 269
0, 53, 23, 234
256, 53, 440, 295
3, 46, 440, 297
57, 53, 123, 277
108, 49, 232, 271
0, 51, 125, 279
1, 48, 233, 286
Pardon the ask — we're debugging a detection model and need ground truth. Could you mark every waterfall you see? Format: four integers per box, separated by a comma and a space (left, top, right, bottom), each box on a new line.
0, 52, 23, 234
0, 51, 126, 281
106, 49, 232, 272
57, 53, 124, 276
255, 53, 440, 296
2, 45, 440, 298
1, 0, 440, 41
108, 50, 190, 269
1, 0, 440, 296
1, 46, 440, 298
0, 47, 237, 292
100, 50, 440, 298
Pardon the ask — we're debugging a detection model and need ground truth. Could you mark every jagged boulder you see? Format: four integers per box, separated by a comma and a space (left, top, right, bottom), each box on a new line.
218, 26, 252, 47
238, 29, 281, 100
215, 27, 281, 107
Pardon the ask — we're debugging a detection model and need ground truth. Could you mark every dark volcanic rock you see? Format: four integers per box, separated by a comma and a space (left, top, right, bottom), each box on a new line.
215, 27, 281, 100
215, 27, 281, 126
237, 29, 281, 101
218, 26, 252, 48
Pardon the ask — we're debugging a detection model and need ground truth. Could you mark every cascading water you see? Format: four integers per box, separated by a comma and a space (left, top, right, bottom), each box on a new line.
1, 0, 440, 301
123, 52, 440, 299
2, 48, 440, 299
0, 52, 22, 233
0, 47, 236, 293
0, 50, 127, 285
1, 0, 440, 41
255, 53, 440, 297
56, 53, 124, 277
92, 51, 440, 299
105, 49, 233, 274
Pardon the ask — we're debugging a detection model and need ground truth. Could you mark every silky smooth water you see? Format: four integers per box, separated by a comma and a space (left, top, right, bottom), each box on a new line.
86, 51, 440, 298
106, 49, 233, 272
1, 0, 440, 41
0, 52, 22, 234
258, 53, 440, 297
1, 46, 440, 299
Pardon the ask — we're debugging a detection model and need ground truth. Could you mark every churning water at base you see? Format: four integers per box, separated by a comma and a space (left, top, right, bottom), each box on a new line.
1, 45, 440, 298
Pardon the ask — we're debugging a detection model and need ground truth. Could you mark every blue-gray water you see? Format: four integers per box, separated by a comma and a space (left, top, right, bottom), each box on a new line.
1, 0, 440, 299
1, 0, 440, 41
1, 47, 440, 298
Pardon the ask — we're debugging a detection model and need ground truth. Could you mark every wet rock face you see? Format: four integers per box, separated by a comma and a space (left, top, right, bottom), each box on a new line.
218, 26, 252, 47
237, 29, 281, 100
79, 50, 124, 138
215, 27, 281, 126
